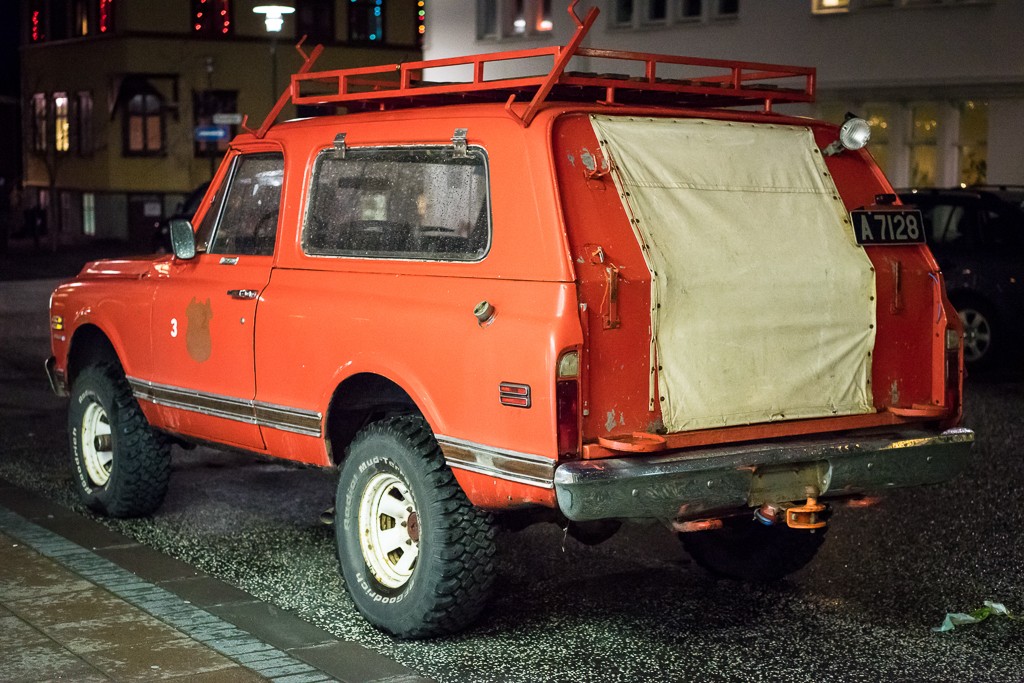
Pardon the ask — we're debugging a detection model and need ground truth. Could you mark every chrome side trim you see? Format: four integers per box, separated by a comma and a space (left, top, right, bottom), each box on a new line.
436, 435, 556, 489
127, 377, 323, 437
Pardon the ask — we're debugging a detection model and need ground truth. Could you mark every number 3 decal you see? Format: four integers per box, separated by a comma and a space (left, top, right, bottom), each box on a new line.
171, 318, 178, 338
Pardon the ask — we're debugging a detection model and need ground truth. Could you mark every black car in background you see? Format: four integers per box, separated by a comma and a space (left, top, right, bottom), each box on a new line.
899, 186, 1024, 368
152, 182, 210, 253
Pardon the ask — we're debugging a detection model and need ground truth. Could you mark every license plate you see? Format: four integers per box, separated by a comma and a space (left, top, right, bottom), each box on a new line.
850, 209, 925, 245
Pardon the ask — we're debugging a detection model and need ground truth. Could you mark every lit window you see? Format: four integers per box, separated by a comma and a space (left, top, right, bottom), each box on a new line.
477, 0, 555, 37
812, 0, 849, 13
959, 100, 988, 186
125, 93, 165, 156
349, 0, 385, 43
99, 0, 113, 32
54, 93, 70, 153
83, 193, 96, 236
910, 102, 940, 187
191, 0, 232, 36
30, 0, 45, 42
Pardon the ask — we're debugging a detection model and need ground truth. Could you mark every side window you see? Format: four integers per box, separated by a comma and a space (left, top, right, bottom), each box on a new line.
303, 146, 490, 261
208, 153, 284, 256
194, 169, 231, 253
925, 202, 977, 251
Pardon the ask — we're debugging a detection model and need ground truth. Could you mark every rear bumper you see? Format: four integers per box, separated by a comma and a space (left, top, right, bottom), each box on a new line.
554, 427, 974, 522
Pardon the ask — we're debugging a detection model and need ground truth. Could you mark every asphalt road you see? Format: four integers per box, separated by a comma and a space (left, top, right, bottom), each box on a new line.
1, 277, 1022, 682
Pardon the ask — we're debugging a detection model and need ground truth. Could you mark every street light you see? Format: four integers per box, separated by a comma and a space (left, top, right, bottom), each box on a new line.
253, 4, 295, 32
253, 4, 295, 104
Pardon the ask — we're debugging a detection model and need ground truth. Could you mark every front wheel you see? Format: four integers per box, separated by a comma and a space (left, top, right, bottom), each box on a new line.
680, 517, 826, 582
68, 364, 171, 517
335, 416, 496, 638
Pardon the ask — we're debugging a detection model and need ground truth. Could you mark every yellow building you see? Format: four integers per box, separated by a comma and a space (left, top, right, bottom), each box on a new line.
22, 0, 423, 247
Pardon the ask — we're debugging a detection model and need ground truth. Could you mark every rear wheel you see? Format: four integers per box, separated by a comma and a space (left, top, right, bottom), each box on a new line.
680, 517, 826, 582
68, 364, 171, 517
335, 416, 496, 638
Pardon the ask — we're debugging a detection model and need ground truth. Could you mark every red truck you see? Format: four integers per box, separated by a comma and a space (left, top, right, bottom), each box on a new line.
47, 4, 973, 638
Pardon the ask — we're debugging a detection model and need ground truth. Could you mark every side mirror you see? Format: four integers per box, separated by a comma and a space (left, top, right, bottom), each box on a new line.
169, 219, 197, 260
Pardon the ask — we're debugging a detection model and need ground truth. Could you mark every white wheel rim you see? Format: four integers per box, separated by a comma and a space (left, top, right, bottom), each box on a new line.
959, 308, 991, 362
81, 401, 113, 486
358, 471, 419, 589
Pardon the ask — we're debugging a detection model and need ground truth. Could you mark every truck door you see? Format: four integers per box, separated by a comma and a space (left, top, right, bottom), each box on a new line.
145, 151, 283, 449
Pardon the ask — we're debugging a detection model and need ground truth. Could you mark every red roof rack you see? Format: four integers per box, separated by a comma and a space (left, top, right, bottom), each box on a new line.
249, 1, 815, 137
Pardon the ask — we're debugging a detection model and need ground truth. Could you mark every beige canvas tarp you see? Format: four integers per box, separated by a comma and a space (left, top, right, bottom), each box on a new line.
590, 115, 876, 432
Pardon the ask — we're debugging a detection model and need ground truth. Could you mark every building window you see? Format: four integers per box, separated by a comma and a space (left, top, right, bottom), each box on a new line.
31, 93, 48, 152
910, 103, 939, 187
125, 93, 165, 156
647, 0, 668, 22
679, 0, 703, 19
76, 91, 94, 156
30, 0, 46, 41
54, 93, 70, 153
194, 90, 238, 158
715, 0, 739, 16
296, 0, 334, 43
614, 0, 635, 25
349, 0, 385, 43
812, 0, 849, 13
100, 0, 113, 32
74, 0, 93, 36
192, 0, 233, 36
83, 193, 96, 236
959, 100, 987, 186
477, 0, 554, 37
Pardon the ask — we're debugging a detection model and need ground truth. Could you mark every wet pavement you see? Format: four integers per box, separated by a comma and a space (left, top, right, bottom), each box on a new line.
0, 483, 424, 682
1, 274, 1023, 682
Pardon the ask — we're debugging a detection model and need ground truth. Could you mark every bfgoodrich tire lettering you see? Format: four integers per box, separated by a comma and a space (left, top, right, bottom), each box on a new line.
68, 364, 171, 518
336, 416, 496, 638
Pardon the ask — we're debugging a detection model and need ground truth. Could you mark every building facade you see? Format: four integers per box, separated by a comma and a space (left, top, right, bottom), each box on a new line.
21, 0, 423, 247
425, 0, 1024, 190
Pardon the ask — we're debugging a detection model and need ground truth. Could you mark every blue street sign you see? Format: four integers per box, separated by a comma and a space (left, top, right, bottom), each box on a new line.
194, 125, 230, 142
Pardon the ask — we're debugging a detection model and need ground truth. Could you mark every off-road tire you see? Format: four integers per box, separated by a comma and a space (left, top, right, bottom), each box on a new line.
336, 415, 496, 638
680, 518, 826, 582
68, 364, 171, 517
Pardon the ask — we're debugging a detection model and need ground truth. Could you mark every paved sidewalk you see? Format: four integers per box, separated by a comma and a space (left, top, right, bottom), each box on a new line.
0, 480, 427, 683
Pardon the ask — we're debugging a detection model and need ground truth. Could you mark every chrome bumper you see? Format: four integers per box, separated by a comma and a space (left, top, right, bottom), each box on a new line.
554, 428, 974, 522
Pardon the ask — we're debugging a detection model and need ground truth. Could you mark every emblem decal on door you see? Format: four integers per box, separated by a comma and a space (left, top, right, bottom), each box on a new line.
185, 297, 213, 362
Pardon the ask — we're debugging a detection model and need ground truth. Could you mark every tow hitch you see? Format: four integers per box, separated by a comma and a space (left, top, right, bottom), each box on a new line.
755, 498, 829, 530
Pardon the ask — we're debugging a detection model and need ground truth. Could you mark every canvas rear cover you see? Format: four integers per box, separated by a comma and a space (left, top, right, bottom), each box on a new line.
590, 115, 876, 432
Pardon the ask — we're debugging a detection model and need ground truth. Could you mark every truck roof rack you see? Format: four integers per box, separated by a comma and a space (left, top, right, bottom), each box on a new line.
248, 1, 815, 138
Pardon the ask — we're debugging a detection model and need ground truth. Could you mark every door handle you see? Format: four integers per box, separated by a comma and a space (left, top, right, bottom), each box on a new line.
227, 289, 259, 300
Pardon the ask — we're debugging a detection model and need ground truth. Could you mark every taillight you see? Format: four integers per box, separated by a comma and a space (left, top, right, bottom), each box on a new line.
556, 350, 581, 459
